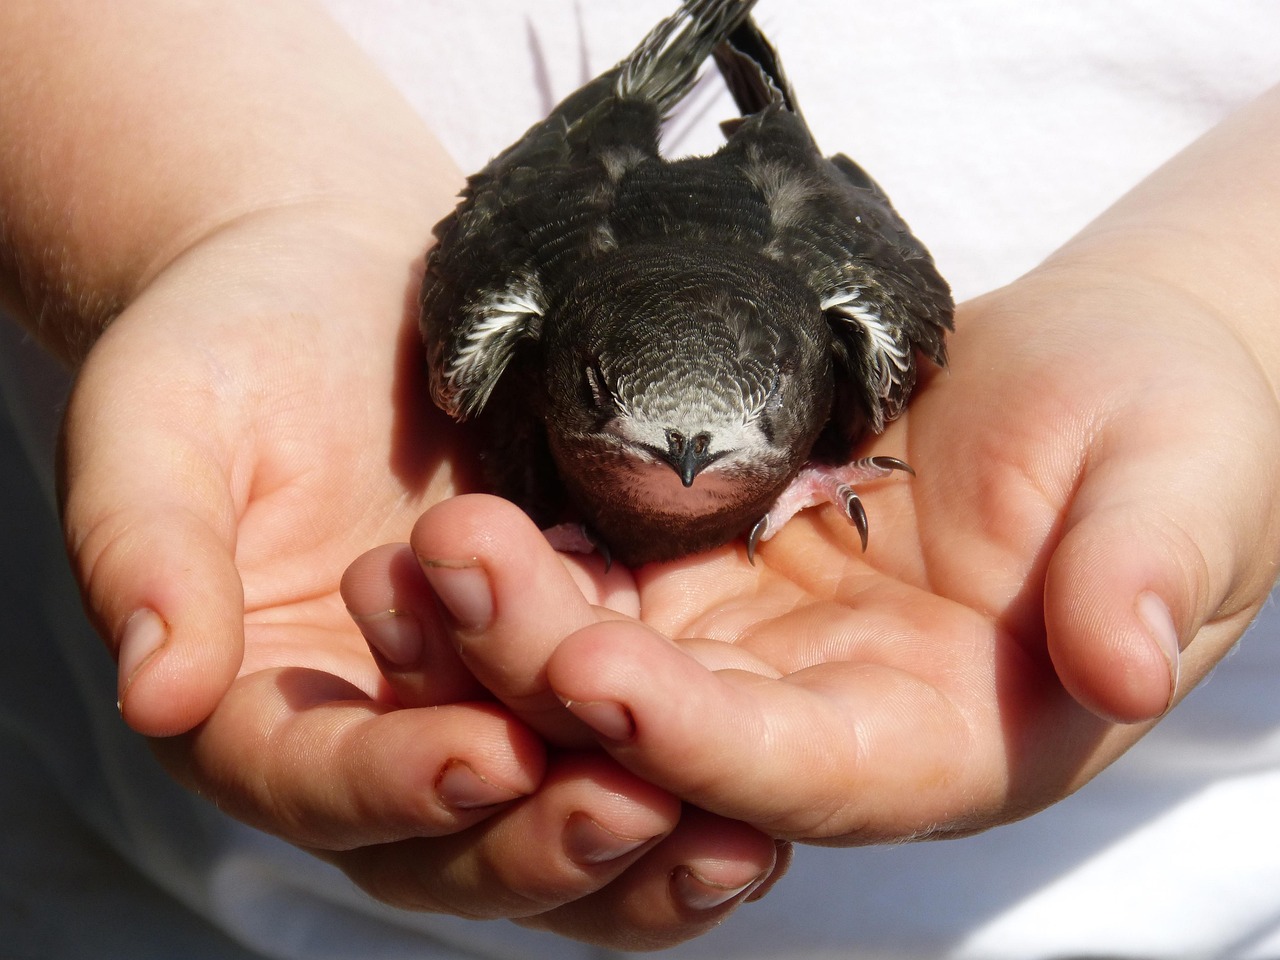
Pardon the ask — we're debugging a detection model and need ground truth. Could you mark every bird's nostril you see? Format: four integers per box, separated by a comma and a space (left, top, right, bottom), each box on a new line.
666, 429, 714, 488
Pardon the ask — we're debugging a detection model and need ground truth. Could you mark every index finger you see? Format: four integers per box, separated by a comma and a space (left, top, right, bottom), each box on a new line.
405, 494, 636, 745
544, 615, 1102, 842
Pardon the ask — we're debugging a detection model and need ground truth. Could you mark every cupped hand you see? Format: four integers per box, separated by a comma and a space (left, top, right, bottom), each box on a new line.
350, 249, 1280, 852
57, 199, 781, 948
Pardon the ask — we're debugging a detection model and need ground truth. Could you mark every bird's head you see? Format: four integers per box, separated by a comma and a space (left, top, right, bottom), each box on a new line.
542, 247, 832, 515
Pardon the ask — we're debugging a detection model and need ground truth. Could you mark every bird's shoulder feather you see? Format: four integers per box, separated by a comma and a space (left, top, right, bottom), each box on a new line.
718, 105, 953, 439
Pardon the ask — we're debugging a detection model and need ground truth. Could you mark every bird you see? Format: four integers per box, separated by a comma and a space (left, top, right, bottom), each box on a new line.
420, 0, 953, 567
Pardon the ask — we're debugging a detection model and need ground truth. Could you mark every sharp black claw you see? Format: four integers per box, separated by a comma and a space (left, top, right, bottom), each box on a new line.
746, 515, 769, 565
582, 524, 613, 573
868, 455, 915, 477
840, 487, 870, 552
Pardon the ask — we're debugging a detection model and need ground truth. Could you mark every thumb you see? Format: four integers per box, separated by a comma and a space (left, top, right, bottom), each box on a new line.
1042, 426, 1272, 724
60, 327, 244, 737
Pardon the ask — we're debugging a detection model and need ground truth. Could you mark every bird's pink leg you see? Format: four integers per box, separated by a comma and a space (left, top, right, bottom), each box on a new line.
544, 522, 614, 570
543, 522, 596, 555
747, 456, 914, 561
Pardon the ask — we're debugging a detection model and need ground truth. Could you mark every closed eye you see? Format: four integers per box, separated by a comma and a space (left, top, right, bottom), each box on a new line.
764, 371, 785, 414
754, 372, 786, 445
585, 361, 617, 413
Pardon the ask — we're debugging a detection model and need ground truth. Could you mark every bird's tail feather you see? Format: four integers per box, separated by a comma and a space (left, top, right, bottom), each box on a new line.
712, 17, 803, 120
616, 0, 760, 113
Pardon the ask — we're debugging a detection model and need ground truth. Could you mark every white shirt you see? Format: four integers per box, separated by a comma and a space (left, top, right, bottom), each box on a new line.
3, 3, 1279, 957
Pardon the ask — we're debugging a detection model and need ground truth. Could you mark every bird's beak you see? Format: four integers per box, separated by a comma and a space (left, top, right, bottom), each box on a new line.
669, 433, 714, 488
678, 445, 701, 487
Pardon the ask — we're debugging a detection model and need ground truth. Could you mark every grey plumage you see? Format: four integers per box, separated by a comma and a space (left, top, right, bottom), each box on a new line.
421, 0, 953, 566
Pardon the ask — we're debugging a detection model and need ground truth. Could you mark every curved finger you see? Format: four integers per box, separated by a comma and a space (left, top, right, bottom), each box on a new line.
521, 807, 785, 950
341, 542, 486, 707
407, 494, 634, 744
61, 329, 245, 736
153, 667, 546, 848
1044, 390, 1280, 722
545, 617, 1003, 842
329, 752, 682, 922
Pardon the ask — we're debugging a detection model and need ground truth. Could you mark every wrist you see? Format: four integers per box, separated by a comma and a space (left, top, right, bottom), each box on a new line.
0, 0, 459, 367
1039, 83, 1280, 401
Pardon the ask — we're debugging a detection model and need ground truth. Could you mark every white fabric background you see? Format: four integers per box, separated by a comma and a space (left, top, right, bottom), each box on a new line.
3, 2, 1279, 957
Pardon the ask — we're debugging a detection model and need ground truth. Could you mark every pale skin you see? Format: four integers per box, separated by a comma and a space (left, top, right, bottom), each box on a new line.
3, 0, 1279, 951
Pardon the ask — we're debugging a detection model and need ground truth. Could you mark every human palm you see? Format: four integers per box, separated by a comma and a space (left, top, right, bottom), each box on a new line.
58, 208, 780, 946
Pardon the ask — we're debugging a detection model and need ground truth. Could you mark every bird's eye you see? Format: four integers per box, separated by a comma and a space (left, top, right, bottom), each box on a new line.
585, 361, 616, 412
764, 371, 785, 413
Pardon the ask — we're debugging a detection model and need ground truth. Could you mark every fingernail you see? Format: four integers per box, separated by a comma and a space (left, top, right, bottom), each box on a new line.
349, 608, 423, 666
563, 699, 635, 742
435, 759, 522, 810
745, 840, 794, 903
420, 559, 492, 632
1136, 591, 1181, 710
671, 865, 759, 911
117, 608, 167, 708
563, 812, 653, 865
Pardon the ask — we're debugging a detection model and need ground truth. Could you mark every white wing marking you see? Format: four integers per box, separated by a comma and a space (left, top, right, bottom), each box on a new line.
822, 288, 911, 402
444, 277, 545, 417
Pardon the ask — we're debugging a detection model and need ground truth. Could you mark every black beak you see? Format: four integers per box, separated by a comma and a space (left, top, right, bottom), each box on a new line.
667, 430, 713, 488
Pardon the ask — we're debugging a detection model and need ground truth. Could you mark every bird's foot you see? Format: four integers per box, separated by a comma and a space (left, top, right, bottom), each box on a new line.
747, 456, 914, 562
543, 522, 613, 572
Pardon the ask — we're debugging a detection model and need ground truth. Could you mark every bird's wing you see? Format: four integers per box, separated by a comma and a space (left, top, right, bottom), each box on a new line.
422, 0, 761, 421
811, 148, 954, 437
715, 19, 953, 440
421, 135, 573, 421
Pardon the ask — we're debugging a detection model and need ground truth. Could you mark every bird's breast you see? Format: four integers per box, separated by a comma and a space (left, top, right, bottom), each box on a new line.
549, 439, 791, 565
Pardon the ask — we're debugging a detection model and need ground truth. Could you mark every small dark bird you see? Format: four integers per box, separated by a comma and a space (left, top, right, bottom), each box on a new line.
421, 0, 953, 566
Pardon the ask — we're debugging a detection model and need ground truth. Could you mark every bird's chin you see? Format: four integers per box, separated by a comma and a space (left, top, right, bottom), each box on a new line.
621, 459, 746, 515
558, 451, 790, 565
